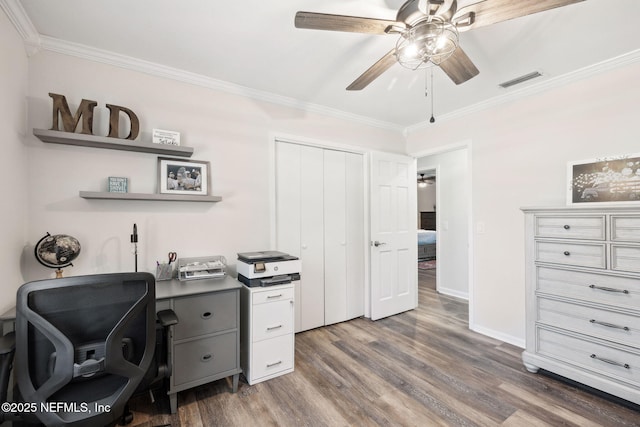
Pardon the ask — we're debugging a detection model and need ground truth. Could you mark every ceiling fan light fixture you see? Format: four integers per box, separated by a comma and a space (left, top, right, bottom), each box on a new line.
395, 17, 459, 70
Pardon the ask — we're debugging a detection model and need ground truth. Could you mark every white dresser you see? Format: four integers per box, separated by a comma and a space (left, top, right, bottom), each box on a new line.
522, 206, 640, 405
240, 282, 295, 385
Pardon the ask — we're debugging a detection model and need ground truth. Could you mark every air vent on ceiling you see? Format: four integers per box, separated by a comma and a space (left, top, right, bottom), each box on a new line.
498, 71, 543, 89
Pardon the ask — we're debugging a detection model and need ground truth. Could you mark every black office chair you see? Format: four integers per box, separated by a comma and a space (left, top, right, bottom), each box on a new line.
0, 272, 173, 427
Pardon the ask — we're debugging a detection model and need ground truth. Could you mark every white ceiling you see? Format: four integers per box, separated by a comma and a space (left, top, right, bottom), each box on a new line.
11, 0, 640, 130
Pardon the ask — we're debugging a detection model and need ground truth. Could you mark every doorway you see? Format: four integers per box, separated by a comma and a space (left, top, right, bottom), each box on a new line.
416, 146, 471, 309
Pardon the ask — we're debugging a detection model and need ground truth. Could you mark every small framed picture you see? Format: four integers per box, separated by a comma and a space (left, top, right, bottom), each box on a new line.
108, 176, 128, 193
568, 153, 640, 205
158, 157, 210, 196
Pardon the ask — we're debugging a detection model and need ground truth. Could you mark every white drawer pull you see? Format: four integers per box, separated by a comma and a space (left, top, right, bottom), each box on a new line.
267, 325, 283, 331
590, 354, 630, 369
201, 354, 213, 362
267, 294, 283, 299
589, 284, 629, 294
589, 319, 630, 331
266, 360, 282, 368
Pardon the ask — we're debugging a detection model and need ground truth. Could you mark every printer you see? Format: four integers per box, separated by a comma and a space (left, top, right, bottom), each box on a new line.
237, 251, 301, 287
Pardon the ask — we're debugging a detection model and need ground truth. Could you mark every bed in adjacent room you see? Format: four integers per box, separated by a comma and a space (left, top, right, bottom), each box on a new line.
418, 229, 436, 260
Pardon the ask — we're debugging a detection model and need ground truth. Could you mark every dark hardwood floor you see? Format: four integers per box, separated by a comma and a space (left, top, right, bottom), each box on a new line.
129, 268, 640, 426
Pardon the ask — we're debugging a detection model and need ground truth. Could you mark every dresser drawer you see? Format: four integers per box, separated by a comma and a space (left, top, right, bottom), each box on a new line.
537, 327, 640, 385
535, 215, 605, 240
535, 241, 606, 269
252, 287, 294, 305
537, 297, 639, 346
611, 215, 640, 242
174, 290, 237, 340
536, 267, 639, 309
253, 300, 294, 342
173, 331, 237, 386
611, 245, 640, 274
251, 334, 294, 380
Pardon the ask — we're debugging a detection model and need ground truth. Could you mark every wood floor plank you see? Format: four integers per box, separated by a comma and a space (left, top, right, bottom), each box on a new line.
128, 269, 640, 426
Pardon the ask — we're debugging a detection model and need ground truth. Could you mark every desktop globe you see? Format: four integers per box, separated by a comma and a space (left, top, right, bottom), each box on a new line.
34, 232, 81, 278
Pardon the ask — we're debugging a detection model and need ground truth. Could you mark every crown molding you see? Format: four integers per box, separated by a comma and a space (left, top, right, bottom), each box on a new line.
35, 36, 403, 133
0, 0, 40, 55
405, 49, 640, 135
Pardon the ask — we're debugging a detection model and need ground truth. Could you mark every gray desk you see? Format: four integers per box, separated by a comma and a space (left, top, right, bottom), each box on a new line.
0, 275, 243, 415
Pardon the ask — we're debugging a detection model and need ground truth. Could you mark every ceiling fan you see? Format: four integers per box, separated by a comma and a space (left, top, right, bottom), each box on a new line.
418, 173, 435, 187
295, 0, 584, 90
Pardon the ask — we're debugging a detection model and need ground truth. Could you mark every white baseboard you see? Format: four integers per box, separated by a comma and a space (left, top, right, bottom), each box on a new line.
470, 324, 526, 349
437, 286, 469, 300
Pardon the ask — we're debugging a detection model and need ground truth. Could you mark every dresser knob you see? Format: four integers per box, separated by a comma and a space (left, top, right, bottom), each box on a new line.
563, 224, 570, 230
201, 311, 213, 319
563, 251, 570, 256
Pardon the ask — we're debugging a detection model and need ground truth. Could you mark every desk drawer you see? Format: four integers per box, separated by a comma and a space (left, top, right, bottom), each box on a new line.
535, 241, 605, 269
537, 297, 639, 346
536, 267, 639, 309
537, 328, 640, 385
173, 331, 237, 386
251, 334, 293, 380
252, 300, 294, 342
535, 215, 605, 240
174, 290, 237, 340
252, 287, 294, 305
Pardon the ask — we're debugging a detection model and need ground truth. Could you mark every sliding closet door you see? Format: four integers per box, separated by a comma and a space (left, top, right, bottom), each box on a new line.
275, 140, 364, 332
324, 150, 365, 325
275, 142, 303, 329
324, 150, 347, 325
345, 152, 365, 319
299, 145, 325, 331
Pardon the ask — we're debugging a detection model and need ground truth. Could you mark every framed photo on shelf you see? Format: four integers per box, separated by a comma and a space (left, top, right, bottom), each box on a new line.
567, 153, 640, 205
158, 157, 210, 196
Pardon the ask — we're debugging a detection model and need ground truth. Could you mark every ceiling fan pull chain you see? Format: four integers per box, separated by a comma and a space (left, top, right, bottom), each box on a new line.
430, 68, 436, 123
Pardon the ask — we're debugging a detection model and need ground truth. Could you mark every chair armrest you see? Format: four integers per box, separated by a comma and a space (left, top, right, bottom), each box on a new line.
0, 332, 15, 355
157, 309, 178, 327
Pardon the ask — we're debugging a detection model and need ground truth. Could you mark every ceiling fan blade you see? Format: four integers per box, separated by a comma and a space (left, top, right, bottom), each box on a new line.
439, 47, 479, 85
454, 0, 585, 32
295, 11, 404, 34
346, 49, 398, 90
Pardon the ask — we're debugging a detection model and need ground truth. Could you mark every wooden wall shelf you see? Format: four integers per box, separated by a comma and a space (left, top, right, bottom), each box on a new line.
80, 191, 222, 202
34, 129, 194, 157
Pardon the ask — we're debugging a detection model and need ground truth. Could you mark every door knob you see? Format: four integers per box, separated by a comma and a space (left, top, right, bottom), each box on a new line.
372, 240, 386, 247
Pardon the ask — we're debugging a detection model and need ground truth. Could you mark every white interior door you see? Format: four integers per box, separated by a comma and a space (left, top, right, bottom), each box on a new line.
370, 151, 417, 320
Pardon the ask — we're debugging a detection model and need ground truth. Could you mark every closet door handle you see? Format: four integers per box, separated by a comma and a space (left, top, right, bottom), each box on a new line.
372, 241, 386, 247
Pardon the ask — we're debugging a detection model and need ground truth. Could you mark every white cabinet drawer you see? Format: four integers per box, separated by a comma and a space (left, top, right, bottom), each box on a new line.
537, 297, 639, 346
252, 300, 294, 342
611, 215, 640, 242
251, 334, 294, 380
536, 267, 639, 309
174, 290, 237, 340
537, 327, 640, 385
535, 241, 606, 269
611, 245, 640, 273
535, 215, 605, 240
252, 287, 294, 305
